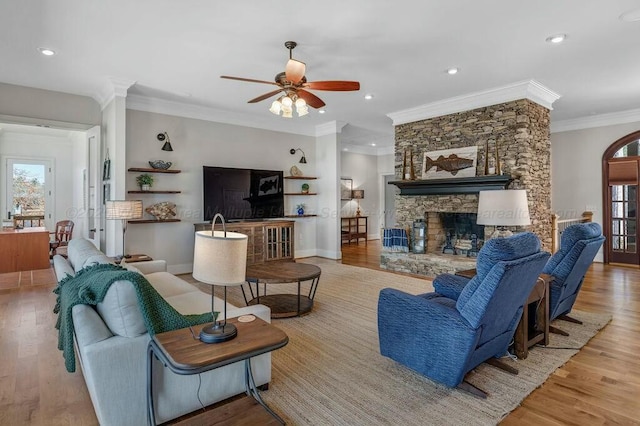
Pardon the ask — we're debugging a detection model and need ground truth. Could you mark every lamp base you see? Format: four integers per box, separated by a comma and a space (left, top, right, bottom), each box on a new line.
490, 227, 513, 239
199, 322, 237, 344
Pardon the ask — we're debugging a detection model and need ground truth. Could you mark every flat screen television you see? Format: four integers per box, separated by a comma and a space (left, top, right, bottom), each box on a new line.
203, 166, 284, 221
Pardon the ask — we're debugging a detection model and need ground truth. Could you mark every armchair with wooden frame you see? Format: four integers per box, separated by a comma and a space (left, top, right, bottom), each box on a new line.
50, 220, 74, 258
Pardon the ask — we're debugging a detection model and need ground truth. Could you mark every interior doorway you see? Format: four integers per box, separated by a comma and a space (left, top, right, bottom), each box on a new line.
603, 130, 640, 265
383, 174, 399, 228
4, 158, 53, 229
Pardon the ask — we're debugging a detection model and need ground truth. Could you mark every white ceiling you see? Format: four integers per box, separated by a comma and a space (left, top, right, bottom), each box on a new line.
1, 1, 640, 148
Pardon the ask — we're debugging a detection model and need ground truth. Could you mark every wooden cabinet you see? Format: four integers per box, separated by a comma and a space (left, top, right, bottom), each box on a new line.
341, 216, 368, 245
0, 227, 50, 272
194, 220, 294, 264
283, 176, 317, 217
127, 168, 182, 223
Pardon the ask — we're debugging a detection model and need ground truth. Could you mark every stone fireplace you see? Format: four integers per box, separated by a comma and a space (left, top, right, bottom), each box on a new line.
381, 91, 555, 278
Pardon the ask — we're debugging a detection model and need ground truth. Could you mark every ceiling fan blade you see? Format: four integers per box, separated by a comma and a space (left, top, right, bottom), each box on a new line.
285, 59, 306, 84
297, 89, 326, 108
247, 89, 284, 103
304, 81, 360, 91
220, 75, 279, 86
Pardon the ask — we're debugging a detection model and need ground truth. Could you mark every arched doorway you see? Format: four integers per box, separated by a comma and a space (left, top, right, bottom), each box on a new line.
602, 130, 640, 264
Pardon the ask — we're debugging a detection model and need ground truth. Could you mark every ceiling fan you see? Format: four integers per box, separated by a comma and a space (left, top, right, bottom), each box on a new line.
221, 41, 360, 116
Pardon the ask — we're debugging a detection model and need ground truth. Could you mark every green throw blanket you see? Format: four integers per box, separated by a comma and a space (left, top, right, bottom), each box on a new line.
54, 263, 215, 373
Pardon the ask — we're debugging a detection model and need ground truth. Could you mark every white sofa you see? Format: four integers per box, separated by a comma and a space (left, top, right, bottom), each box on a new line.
53, 238, 271, 426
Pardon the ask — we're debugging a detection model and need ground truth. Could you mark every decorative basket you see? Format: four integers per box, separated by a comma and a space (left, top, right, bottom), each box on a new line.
149, 160, 172, 170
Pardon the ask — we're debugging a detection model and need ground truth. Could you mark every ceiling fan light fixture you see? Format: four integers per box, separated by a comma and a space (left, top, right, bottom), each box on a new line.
295, 98, 306, 108
281, 96, 293, 107
269, 100, 282, 115
297, 105, 309, 117
281, 104, 293, 118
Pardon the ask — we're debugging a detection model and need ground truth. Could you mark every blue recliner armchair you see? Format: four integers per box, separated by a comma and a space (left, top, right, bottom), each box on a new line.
378, 232, 550, 397
543, 222, 605, 335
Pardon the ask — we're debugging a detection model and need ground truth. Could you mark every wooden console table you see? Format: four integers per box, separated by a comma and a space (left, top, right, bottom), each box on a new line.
0, 227, 50, 273
341, 216, 368, 244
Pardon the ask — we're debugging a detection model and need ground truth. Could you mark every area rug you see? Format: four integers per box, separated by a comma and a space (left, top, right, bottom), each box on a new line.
222, 259, 611, 426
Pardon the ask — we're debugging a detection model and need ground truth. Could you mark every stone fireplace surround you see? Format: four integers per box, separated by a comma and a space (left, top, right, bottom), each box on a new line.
381, 97, 552, 278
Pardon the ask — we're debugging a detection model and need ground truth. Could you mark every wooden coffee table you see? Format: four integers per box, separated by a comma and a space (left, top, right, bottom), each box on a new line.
244, 262, 321, 318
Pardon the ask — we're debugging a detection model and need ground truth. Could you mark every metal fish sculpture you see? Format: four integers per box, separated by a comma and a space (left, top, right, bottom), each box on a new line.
424, 154, 474, 175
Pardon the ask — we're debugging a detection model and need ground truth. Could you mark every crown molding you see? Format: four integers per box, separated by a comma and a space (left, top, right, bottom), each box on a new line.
387, 79, 561, 126
126, 94, 318, 137
551, 108, 640, 133
315, 121, 347, 137
94, 78, 136, 110
341, 143, 394, 156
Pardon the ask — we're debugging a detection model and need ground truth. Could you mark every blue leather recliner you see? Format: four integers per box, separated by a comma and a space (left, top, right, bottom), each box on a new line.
378, 232, 550, 394
543, 222, 605, 333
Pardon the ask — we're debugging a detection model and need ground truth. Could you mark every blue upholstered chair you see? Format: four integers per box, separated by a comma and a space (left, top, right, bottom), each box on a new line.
378, 232, 550, 397
543, 223, 604, 335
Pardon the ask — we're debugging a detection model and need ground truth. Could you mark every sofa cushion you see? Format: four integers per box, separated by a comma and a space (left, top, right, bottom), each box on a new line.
145, 272, 201, 299
96, 280, 148, 337
67, 239, 108, 273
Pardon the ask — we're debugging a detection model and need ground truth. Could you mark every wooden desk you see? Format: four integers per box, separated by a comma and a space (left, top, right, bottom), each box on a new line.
147, 316, 288, 425
341, 216, 368, 244
0, 227, 50, 273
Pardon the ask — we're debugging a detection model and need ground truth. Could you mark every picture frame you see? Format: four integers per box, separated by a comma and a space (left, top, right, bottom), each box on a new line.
340, 178, 353, 200
421, 146, 478, 179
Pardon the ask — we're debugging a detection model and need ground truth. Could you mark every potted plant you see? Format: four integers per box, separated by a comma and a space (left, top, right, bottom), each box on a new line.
296, 203, 305, 216
136, 174, 154, 191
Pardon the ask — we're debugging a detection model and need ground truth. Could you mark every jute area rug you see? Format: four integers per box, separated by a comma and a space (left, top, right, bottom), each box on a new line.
222, 259, 611, 426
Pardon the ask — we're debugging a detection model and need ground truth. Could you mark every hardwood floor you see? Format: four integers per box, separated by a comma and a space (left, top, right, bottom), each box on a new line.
0, 244, 638, 425
342, 240, 640, 425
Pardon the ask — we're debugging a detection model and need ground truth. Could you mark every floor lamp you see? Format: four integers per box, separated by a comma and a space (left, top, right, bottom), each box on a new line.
476, 190, 531, 238
105, 200, 143, 259
193, 213, 248, 344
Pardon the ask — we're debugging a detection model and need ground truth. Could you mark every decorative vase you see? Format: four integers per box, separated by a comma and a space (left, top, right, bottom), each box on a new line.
301, 183, 309, 194
297, 207, 304, 215
141, 184, 150, 191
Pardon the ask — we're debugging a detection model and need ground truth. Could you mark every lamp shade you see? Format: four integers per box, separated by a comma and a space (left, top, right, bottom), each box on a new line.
105, 200, 143, 220
352, 189, 364, 200
193, 230, 248, 286
476, 190, 531, 226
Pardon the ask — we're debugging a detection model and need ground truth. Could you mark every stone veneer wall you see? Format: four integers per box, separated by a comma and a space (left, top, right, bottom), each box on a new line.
394, 99, 552, 251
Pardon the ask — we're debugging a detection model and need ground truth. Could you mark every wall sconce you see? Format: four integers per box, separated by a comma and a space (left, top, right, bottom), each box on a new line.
290, 148, 307, 163
157, 132, 173, 151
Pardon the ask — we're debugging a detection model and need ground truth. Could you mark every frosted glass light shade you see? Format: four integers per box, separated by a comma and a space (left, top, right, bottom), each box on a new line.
193, 230, 248, 286
269, 100, 282, 115
477, 190, 531, 227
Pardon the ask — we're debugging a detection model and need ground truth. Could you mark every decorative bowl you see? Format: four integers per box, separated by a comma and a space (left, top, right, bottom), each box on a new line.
149, 160, 172, 170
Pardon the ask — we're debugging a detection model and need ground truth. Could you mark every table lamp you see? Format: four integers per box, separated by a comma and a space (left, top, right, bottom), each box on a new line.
193, 213, 248, 344
105, 200, 143, 259
476, 189, 531, 238
352, 189, 364, 217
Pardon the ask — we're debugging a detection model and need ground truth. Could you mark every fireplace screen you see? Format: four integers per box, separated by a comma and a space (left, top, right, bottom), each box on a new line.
437, 212, 484, 256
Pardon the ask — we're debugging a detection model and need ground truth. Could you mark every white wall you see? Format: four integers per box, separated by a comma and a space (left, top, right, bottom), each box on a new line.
125, 109, 316, 272
551, 120, 640, 261
340, 151, 386, 239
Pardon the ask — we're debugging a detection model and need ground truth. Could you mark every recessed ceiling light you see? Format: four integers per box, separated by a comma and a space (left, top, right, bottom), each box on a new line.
318, 109, 326, 114
371, 143, 376, 146
446, 67, 459, 75
364, 94, 374, 100
37, 47, 56, 56
343, 147, 348, 151
545, 34, 567, 44
620, 8, 640, 22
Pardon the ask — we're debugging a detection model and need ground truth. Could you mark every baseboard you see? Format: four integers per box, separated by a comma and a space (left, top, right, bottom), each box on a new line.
315, 249, 342, 260
295, 249, 318, 259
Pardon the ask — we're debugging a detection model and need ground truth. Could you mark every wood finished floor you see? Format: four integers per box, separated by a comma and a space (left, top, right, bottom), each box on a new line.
0, 244, 638, 425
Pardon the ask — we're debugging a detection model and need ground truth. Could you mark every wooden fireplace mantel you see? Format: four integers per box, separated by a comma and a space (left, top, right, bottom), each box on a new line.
389, 175, 512, 196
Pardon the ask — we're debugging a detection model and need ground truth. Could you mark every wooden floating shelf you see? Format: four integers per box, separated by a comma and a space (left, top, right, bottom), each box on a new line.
389, 175, 512, 196
284, 176, 317, 180
128, 219, 181, 224
283, 214, 317, 218
284, 193, 317, 196
128, 167, 181, 174
128, 190, 182, 194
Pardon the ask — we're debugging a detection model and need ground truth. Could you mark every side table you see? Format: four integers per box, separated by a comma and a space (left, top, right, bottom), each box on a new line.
454, 269, 552, 359
147, 316, 288, 425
